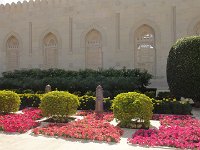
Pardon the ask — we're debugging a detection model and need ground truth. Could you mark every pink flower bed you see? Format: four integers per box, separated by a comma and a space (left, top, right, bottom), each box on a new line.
152, 114, 192, 121
0, 108, 42, 133
76, 111, 93, 116
76, 111, 114, 122
128, 115, 200, 149
84, 112, 114, 122
33, 112, 123, 143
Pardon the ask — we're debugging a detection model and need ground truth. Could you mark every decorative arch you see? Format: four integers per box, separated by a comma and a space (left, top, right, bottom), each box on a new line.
80, 24, 107, 48
39, 29, 62, 49
3, 32, 23, 52
3, 32, 22, 71
42, 32, 58, 69
6, 35, 20, 71
187, 17, 200, 36
134, 24, 156, 76
130, 19, 161, 76
85, 29, 103, 70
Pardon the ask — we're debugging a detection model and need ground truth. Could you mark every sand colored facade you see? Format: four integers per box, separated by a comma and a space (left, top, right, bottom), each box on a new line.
0, 0, 200, 89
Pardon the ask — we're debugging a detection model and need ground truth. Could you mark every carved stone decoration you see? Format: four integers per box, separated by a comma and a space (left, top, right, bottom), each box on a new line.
45, 84, 51, 93
43, 32, 58, 69
95, 85, 104, 113
135, 24, 156, 76
85, 29, 103, 70
6, 36, 19, 71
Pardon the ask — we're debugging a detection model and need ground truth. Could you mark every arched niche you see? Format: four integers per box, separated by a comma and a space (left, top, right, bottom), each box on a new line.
134, 24, 156, 76
43, 32, 58, 69
6, 35, 20, 71
85, 29, 103, 70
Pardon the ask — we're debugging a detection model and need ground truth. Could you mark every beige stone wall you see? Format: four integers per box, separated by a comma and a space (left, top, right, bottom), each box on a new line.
0, 0, 200, 89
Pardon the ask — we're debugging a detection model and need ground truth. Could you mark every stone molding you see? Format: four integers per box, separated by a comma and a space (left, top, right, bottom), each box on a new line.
80, 24, 107, 49
3, 31, 23, 53
39, 29, 62, 51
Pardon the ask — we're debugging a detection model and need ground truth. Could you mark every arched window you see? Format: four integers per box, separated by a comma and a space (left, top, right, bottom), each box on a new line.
193, 22, 200, 35
43, 33, 58, 69
135, 25, 156, 76
6, 36, 19, 71
85, 29, 103, 70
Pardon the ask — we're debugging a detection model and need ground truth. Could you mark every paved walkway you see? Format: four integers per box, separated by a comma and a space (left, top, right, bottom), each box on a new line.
0, 129, 171, 150
0, 108, 199, 150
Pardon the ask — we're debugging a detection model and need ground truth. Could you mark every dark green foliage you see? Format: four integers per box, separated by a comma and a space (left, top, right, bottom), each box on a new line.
19, 94, 42, 110
103, 97, 113, 111
144, 91, 156, 99
157, 91, 173, 99
78, 95, 96, 110
152, 99, 192, 115
167, 36, 200, 102
78, 95, 113, 111
0, 68, 152, 98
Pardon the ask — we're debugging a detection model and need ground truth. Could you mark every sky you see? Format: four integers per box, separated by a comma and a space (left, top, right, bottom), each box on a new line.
0, 0, 30, 4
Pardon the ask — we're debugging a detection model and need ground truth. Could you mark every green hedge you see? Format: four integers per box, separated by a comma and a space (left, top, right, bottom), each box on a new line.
78, 95, 112, 111
152, 98, 192, 115
157, 91, 174, 99
16, 93, 192, 115
19, 94, 43, 110
167, 36, 200, 103
78, 95, 96, 110
0, 68, 152, 98
18, 93, 113, 111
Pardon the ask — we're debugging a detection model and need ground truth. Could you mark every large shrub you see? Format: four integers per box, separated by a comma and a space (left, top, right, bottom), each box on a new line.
0, 91, 21, 113
167, 36, 200, 103
40, 91, 79, 119
112, 92, 153, 128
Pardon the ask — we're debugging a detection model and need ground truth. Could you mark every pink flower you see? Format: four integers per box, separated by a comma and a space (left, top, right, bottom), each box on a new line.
0, 108, 42, 133
32, 111, 123, 143
128, 115, 200, 149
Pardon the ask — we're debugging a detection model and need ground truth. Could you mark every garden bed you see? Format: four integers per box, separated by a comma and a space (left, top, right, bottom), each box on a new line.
128, 115, 200, 149
0, 108, 42, 133
33, 111, 122, 143
0, 108, 199, 149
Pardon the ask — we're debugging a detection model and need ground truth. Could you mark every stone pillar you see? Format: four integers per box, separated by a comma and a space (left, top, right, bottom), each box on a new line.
115, 13, 120, 50
95, 85, 104, 113
45, 85, 51, 93
29, 22, 32, 55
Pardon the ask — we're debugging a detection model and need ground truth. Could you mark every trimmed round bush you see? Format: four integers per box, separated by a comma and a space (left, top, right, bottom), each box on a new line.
167, 36, 200, 103
0, 90, 21, 113
40, 91, 79, 118
112, 92, 153, 128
